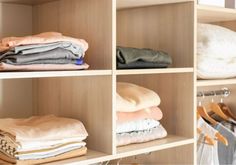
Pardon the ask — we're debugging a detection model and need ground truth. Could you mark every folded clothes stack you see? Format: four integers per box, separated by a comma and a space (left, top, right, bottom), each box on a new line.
116, 82, 167, 146
0, 32, 89, 71
198, 23, 236, 79
0, 115, 88, 164
116, 46, 172, 69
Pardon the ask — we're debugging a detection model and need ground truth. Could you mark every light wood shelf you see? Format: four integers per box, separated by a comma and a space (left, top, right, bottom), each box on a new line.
117, 135, 194, 156
46, 136, 194, 165
116, 68, 193, 75
45, 149, 111, 165
0, 70, 112, 79
198, 5, 236, 23
117, 0, 193, 9
197, 78, 236, 87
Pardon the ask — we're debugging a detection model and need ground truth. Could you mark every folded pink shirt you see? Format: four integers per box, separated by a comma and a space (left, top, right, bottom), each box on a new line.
0, 32, 88, 52
117, 106, 163, 124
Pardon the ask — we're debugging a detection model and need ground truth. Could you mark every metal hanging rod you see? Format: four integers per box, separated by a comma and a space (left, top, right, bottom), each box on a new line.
197, 88, 230, 98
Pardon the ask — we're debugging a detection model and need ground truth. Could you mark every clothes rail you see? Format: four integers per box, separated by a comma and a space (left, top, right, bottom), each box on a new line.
197, 88, 230, 98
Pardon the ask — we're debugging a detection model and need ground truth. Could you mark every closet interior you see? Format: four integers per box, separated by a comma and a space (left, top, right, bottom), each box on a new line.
0, 0, 235, 164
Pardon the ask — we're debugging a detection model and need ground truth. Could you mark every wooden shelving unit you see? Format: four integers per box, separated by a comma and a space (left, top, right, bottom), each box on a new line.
2, 0, 235, 164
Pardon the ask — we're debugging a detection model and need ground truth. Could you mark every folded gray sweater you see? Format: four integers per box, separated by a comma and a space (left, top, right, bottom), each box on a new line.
0, 41, 85, 59
2, 48, 81, 65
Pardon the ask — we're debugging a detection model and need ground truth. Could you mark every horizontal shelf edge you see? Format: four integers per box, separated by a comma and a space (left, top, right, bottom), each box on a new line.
117, 0, 194, 10
197, 5, 236, 23
0, 70, 112, 79
47, 136, 194, 165
116, 68, 194, 75
197, 79, 236, 87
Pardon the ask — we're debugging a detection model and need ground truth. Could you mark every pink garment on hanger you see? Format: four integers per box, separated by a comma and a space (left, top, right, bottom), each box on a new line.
0, 32, 88, 52
0, 62, 89, 71
117, 106, 163, 124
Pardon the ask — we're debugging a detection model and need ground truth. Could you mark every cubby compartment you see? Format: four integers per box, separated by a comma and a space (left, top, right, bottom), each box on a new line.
0, 0, 113, 71
116, 73, 194, 154
112, 143, 194, 164
0, 76, 114, 164
116, 1, 194, 71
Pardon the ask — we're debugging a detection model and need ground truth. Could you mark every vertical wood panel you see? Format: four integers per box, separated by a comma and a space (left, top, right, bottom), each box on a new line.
0, 3, 32, 38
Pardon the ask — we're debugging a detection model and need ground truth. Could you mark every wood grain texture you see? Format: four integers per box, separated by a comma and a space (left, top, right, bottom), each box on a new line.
0, 79, 33, 118
118, 73, 194, 138
198, 5, 236, 23
114, 144, 194, 164
117, 0, 194, 9
0, 3, 32, 38
0, 0, 56, 5
33, 0, 113, 70
117, 2, 194, 68
33, 76, 113, 154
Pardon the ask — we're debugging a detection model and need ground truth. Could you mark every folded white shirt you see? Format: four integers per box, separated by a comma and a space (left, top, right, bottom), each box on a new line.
16, 143, 85, 160
116, 119, 160, 134
117, 124, 167, 146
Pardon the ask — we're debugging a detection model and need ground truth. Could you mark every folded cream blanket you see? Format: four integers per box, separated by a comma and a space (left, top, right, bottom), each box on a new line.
197, 56, 236, 79
117, 82, 160, 112
198, 23, 236, 59
0, 115, 88, 142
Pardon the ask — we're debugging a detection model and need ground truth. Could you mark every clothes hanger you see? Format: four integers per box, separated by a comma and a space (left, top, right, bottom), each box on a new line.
217, 91, 236, 121
197, 107, 228, 146
197, 93, 228, 146
197, 106, 218, 126
218, 102, 236, 121
197, 99, 215, 146
197, 126, 215, 146
207, 91, 230, 121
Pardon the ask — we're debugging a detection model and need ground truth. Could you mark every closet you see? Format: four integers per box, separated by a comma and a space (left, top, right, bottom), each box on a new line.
0, 0, 234, 164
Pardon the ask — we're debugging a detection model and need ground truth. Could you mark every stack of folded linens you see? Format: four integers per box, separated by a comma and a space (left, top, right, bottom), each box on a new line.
116, 46, 172, 69
0, 115, 88, 164
116, 82, 167, 146
198, 23, 236, 79
0, 32, 89, 71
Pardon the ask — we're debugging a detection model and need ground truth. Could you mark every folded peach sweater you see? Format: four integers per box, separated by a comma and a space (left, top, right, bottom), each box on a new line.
117, 106, 163, 124
0, 115, 88, 142
0, 32, 88, 53
117, 82, 161, 112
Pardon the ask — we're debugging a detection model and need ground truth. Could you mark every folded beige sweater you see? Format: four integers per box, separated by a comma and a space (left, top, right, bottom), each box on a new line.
117, 82, 161, 112
0, 115, 88, 142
